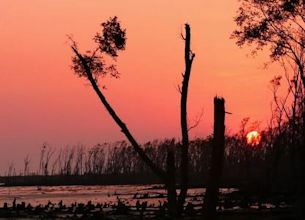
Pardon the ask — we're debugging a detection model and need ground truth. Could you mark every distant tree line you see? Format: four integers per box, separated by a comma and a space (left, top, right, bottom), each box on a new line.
2, 115, 302, 192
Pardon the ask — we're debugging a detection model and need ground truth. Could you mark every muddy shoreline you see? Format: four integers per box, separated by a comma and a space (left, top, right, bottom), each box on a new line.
0, 185, 297, 219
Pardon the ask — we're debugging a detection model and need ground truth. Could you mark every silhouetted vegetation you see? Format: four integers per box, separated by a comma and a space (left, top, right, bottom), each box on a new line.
1, 108, 304, 219
1, 117, 303, 191
232, 0, 305, 218
1, 2, 304, 218
68, 17, 198, 217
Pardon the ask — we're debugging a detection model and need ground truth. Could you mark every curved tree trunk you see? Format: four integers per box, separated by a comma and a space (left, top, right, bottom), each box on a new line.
71, 46, 167, 182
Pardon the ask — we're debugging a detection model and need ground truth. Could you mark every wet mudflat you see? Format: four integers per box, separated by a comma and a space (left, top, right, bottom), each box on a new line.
0, 185, 296, 219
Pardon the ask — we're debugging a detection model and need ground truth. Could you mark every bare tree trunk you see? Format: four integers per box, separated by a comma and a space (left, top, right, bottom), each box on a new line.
289, 74, 298, 187
204, 97, 225, 220
44, 146, 54, 176
39, 144, 46, 175
23, 155, 30, 176
297, 107, 305, 218
177, 23, 195, 215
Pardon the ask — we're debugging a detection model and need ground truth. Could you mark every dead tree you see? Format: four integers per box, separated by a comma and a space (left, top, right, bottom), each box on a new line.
177, 23, 196, 214
38, 143, 47, 175
74, 145, 85, 175
44, 146, 55, 176
70, 17, 195, 217
23, 155, 31, 176
51, 148, 62, 175
204, 97, 225, 220
62, 147, 75, 175
7, 162, 15, 177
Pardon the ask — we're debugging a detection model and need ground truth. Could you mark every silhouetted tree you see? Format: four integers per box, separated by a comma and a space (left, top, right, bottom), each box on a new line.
70, 17, 166, 180
204, 97, 226, 220
232, 1, 305, 216
232, 0, 305, 87
62, 146, 75, 176
177, 23, 196, 214
74, 144, 85, 175
232, 0, 305, 133
38, 143, 46, 175
269, 68, 303, 186
7, 162, 15, 177
70, 17, 196, 217
51, 147, 62, 175
44, 145, 55, 176
23, 155, 30, 176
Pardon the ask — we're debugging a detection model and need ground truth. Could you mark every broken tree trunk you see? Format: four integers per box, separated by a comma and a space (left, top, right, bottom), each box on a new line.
204, 97, 226, 220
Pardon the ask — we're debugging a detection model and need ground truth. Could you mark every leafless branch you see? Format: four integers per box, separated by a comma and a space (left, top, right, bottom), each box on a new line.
188, 108, 204, 132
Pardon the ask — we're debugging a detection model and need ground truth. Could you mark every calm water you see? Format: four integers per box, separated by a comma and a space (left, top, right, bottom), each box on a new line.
0, 185, 237, 207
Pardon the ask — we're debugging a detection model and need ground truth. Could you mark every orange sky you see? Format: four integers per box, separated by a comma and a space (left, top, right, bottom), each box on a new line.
0, 0, 284, 172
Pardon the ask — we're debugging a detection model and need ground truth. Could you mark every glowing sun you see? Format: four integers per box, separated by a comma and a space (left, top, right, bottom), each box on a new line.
246, 131, 261, 146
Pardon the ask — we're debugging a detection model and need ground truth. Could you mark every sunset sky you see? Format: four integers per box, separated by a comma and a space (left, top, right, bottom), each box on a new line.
0, 0, 284, 172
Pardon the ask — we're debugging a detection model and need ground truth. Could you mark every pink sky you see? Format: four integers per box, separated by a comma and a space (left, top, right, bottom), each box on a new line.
0, 0, 284, 172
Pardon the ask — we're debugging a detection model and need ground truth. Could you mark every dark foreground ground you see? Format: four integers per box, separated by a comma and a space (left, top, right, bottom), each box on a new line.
0, 191, 298, 220
0, 205, 297, 220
